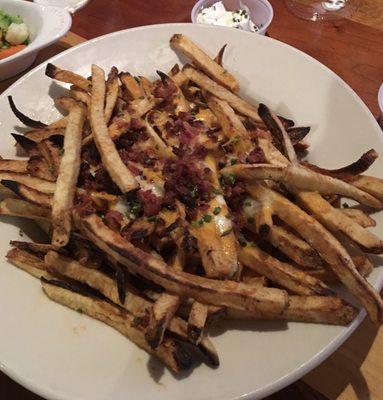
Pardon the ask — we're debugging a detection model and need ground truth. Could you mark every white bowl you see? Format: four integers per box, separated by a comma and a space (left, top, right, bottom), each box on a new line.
0, 0, 71, 80
191, 0, 274, 35
33, 0, 90, 14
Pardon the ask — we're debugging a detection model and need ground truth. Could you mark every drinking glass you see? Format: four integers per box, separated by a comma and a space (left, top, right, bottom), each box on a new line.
284, 0, 360, 21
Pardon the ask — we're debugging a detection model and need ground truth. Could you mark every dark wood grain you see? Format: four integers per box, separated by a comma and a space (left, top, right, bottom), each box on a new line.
70, 0, 383, 116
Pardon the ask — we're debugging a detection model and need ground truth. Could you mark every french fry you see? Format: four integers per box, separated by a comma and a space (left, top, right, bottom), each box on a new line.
52, 104, 86, 247
89, 64, 138, 193
6, 247, 47, 279
27, 156, 56, 182
0, 198, 50, 220
105, 67, 119, 123
286, 126, 311, 144
222, 163, 382, 209
45, 63, 91, 92
8, 96, 47, 129
190, 154, 238, 279
214, 44, 227, 67
145, 293, 181, 349
1, 180, 52, 208
157, 71, 191, 114
247, 183, 383, 323
46, 117, 68, 129
170, 34, 239, 92
55, 96, 78, 112
243, 200, 323, 268
120, 72, 145, 100
144, 115, 175, 159
138, 76, 153, 97
304, 149, 378, 181
340, 208, 376, 228
296, 191, 383, 254
44, 251, 219, 366
0, 159, 28, 173
188, 301, 208, 345
70, 88, 90, 106
37, 139, 61, 178
238, 244, 331, 296
227, 295, 357, 325
24, 127, 66, 144
207, 96, 252, 160
257, 136, 290, 166
351, 175, 383, 202
183, 65, 262, 122
258, 103, 298, 164
0, 172, 55, 194
41, 279, 194, 373
76, 213, 289, 314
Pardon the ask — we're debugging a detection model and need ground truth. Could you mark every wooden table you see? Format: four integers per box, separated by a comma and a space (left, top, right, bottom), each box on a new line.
1, 1, 383, 399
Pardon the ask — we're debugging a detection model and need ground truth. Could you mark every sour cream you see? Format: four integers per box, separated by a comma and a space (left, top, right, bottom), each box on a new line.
197, 1, 259, 33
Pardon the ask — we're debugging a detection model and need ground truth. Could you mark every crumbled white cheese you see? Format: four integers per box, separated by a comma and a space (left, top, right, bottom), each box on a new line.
197, 1, 259, 32
135, 174, 164, 197
5, 22, 29, 45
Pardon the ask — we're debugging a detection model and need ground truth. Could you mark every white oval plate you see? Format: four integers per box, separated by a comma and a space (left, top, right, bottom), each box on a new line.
33, 0, 90, 13
0, 23, 382, 400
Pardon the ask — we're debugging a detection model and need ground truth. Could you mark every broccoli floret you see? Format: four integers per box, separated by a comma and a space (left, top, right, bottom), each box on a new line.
0, 9, 24, 32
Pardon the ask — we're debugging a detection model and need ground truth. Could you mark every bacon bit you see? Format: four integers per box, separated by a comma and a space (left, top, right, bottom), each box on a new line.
78, 164, 125, 196
115, 126, 149, 150
249, 128, 272, 140
166, 112, 207, 143
104, 210, 124, 232
138, 190, 162, 216
153, 80, 177, 99
230, 210, 245, 235
94, 168, 122, 195
131, 312, 150, 329
121, 219, 155, 242
163, 159, 212, 209
81, 142, 100, 166
73, 194, 96, 217
118, 148, 152, 166
224, 181, 247, 210
77, 163, 95, 191
247, 147, 265, 164
181, 231, 198, 253
130, 118, 143, 130
114, 117, 131, 133
127, 163, 141, 176
173, 144, 208, 160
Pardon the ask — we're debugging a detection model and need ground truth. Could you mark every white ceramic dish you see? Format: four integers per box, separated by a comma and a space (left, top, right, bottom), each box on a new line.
191, 0, 274, 35
33, 0, 90, 14
0, 0, 71, 80
0, 23, 382, 400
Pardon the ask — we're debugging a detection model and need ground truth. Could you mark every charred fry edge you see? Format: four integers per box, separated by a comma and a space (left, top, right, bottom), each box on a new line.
8, 96, 47, 129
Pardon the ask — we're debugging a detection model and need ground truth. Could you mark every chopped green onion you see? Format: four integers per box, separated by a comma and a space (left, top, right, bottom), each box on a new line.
213, 207, 221, 215
203, 214, 212, 223
227, 173, 236, 185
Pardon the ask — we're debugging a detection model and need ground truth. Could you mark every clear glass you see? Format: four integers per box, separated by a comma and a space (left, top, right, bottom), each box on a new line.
284, 0, 360, 21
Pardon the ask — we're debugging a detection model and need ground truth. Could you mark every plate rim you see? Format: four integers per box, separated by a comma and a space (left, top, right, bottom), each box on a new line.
0, 22, 382, 400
